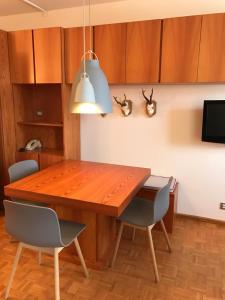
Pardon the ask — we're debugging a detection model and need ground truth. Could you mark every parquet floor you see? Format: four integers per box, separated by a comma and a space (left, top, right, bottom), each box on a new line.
0, 214, 225, 300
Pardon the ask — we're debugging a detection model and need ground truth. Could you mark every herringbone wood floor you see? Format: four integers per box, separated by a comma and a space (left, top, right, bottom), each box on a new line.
0, 214, 225, 300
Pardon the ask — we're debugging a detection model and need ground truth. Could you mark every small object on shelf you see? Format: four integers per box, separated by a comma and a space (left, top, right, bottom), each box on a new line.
144, 175, 177, 192
25, 139, 42, 151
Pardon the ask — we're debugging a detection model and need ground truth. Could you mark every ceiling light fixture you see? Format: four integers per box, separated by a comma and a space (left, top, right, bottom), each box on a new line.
70, 0, 112, 114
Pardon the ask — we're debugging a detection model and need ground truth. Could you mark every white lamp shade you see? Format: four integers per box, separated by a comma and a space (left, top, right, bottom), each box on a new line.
70, 74, 101, 114
74, 75, 95, 103
70, 59, 112, 114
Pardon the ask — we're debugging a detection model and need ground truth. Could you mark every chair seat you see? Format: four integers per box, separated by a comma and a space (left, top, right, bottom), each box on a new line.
118, 197, 154, 227
59, 220, 86, 247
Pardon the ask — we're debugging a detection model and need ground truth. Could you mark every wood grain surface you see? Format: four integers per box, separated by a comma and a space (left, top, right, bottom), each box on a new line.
94, 23, 126, 84
64, 27, 93, 84
161, 15, 202, 83
126, 20, 161, 83
198, 13, 225, 82
8, 30, 35, 83
4, 160, 150, 217
1, 215, 225, 299
33, 27, 62, 83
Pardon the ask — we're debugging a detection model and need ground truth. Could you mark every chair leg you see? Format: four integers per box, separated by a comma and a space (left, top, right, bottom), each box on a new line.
160, 219, 172, 253
132, 228, 136, 241
74, 238, 89, 278
111, 222, 124, 268
38, 251, 42, 265
146, 226, 159, 283
5, 243, 23, 299
54, 249, 60, 300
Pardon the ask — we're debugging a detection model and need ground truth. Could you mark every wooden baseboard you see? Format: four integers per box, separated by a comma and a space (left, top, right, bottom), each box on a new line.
175, 213, 225, 225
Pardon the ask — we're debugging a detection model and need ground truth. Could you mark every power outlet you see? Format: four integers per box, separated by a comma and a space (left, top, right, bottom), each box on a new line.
219, 203, 225, 210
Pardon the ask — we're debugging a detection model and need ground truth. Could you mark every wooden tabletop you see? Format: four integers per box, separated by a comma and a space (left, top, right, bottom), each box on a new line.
4, 160, 151, 216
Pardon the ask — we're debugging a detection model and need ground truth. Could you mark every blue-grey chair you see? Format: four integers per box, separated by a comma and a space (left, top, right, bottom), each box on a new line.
111, 177, 173, 283
8, 160, 44, 206
3, 200, 89, 300
8, 160, 39, 183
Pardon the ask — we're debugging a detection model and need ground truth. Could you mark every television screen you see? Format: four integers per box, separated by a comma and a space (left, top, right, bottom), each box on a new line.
202, 100, 225, 143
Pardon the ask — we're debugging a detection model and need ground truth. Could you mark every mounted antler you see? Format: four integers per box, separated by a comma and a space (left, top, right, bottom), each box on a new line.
113, 96, 123, 106
142, 88, 153, 104
141, 88, 157, 117
113, 94, 133, 116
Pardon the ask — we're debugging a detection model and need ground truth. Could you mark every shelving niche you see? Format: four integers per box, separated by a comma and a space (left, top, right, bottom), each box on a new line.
13, 84, 80, 169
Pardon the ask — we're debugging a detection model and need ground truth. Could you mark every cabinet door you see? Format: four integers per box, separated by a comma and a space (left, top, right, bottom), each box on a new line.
39, 151, 63, 170
94, 23, 126, 84
8, 30, 35, 83
64, 27, 93, 84
161, 16, 202, 83
198, 13, 225, 82
126, 20, 161, 83
33, 27, 62, 83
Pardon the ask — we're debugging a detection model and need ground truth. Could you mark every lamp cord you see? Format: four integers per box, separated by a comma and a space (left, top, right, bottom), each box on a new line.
83, 0, 86, 75
89, 0, 92, 59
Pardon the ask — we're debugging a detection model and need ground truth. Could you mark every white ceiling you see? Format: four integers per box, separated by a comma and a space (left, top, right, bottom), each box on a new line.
0, 0, 121, 16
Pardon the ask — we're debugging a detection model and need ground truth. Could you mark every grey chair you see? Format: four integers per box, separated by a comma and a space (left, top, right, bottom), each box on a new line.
8, 160, 39, 183
111, 177, 173, 283
3, 200, 89, 300
8, 160, 44, 206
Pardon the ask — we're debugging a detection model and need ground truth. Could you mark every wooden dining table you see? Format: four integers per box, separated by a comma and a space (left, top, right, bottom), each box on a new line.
4, 160, 151, 268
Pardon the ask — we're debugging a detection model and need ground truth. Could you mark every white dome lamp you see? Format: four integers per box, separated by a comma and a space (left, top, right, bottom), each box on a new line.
70, 0, 112, 114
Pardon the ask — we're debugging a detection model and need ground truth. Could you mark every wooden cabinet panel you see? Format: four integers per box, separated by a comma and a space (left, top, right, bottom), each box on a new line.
0, 30, 16, 188
39, 150, 63, 170
126, 20, 161, 83
198, 13, 225, 82
64, 27, 93, 84
94, 23, 126, 84
33, 27, 62, 83
161, 16, 202, 83
16, 151, 39, 164
8, 30, 34, 83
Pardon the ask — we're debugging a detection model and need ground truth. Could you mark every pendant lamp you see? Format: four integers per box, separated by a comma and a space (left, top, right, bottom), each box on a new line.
70, 0, 112, 114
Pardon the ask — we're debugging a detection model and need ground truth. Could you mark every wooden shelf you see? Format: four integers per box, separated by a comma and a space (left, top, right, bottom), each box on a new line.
17, 121, 63, 127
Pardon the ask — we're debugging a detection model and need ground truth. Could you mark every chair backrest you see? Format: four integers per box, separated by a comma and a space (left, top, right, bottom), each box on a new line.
4, 200, 64, 248
8, 160, 39, 183
153, 177, 173, 223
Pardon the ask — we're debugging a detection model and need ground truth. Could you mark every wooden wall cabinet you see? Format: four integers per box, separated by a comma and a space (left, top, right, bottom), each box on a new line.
198, 13, 225, 82
0, 30, 16, 206
34, 27, 62, 83
64, 27, 93, 84
161, 16, 202, 83
8, 30, 34, 83
94, 21, 161, 84
126, 20, 161, 83
94, 23, 126, 84
8, 27, 62, 83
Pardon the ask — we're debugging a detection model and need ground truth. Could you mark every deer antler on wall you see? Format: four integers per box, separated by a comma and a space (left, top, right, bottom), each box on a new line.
142, 88, 157, 117
113, 94, 132, 117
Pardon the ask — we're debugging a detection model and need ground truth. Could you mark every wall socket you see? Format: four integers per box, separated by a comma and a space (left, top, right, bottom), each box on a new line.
219, 203, 225, 210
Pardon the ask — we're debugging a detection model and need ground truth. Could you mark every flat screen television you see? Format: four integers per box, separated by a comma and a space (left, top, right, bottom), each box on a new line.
202, 100, 225, 144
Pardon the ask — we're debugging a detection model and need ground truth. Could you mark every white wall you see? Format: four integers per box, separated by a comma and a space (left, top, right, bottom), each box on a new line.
81, 85, 225, 221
